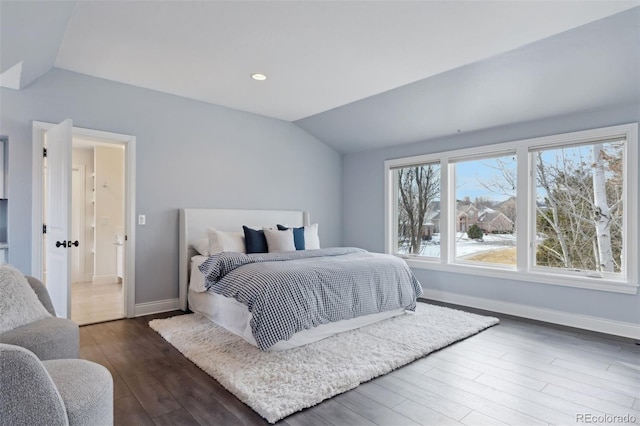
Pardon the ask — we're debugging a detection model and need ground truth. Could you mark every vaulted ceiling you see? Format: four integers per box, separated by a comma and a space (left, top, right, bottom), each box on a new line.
1, 1, 638, 153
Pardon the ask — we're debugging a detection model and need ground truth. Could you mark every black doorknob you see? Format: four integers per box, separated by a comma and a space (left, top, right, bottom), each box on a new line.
55, 241, 67, 248
69, 240, 79, 247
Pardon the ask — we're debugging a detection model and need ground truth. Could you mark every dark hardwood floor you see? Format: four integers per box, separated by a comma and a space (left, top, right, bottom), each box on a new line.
79, 301, 640, 426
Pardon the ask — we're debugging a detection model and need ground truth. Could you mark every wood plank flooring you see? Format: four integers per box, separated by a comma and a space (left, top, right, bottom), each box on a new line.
79, 301, 640, 426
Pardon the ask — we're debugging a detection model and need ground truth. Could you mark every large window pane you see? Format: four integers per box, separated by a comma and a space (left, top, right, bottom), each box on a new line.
534, 141, 624, 274
395, 163, 441, 257
454, 154, 517, 265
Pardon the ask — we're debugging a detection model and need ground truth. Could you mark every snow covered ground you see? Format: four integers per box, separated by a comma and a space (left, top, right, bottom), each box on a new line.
398, 233, 517, 258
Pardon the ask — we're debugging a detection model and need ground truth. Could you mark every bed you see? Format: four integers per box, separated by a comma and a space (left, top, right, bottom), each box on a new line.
179, 208, 422, 351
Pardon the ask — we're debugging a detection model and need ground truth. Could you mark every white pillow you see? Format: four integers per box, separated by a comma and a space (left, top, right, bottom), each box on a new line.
207, 228, 246, 253
0, 265, 52, 334
191, 238, 209, 256
263, 228, 296, 252
189, 255, 208, 293
304, 223, 320, 249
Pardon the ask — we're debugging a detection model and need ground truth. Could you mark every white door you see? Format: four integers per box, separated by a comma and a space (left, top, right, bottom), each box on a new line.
45, 119, 73, 318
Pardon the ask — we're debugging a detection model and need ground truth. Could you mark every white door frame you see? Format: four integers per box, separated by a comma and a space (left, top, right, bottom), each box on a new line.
71, 164, 86, 284
32, 121, 136, 318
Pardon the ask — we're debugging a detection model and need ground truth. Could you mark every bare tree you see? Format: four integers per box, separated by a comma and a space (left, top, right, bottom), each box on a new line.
535, 152, 572, 268
476, 143, 623, 272
534, 143, 623, 272
475, 157, 517, 225
397, 165, 440, 254
591, 143, 614, 272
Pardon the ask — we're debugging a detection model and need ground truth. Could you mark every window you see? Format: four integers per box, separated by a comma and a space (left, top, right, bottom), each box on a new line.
393, 163, 441, 258
453, 154, 517, 266
533, 141, 624, 277
385, 124, 638, 294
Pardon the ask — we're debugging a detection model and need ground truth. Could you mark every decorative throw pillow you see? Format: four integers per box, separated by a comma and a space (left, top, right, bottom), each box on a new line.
0, 265, 52, 334
243, 226, 268, 254
191, 237, 210, 256
304, 223, 321, 249
263, 228, 296, 252
276, 224, 305, 250
207, 228, 246, 254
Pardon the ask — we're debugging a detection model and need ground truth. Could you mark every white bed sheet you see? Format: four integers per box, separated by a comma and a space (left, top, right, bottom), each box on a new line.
189, 255, 406, 351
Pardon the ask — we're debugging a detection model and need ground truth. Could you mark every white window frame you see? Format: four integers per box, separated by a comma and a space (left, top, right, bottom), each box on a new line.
384, 123, 638, 295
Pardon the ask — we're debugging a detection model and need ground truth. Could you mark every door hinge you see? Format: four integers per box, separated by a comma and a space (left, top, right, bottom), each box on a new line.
125, 235, 128, 241
43, 148, 47, 158
43, 224, 47, 234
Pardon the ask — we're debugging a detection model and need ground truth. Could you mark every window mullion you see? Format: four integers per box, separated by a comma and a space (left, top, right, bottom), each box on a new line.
515, 146, 529, 272
440, 157, 452, 264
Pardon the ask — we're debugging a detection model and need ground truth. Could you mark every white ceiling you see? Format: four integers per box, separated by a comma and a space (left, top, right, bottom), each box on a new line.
297, 7, 640, 153
54, 1, 638, 122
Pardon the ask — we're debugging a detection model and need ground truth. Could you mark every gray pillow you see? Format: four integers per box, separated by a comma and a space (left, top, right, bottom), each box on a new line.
0, 265, 52, 334
263, 228, 296, 252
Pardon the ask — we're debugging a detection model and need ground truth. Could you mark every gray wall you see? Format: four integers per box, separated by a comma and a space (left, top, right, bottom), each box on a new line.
0, 68, 342, 304
343, 103, 640, 324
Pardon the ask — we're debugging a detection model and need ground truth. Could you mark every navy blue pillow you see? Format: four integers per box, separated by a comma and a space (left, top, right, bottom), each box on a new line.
243, 226, 268, 253
277, 224, 305, 250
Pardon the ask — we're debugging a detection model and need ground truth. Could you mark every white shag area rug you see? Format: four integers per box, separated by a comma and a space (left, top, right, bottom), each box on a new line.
149, 303, 498, 423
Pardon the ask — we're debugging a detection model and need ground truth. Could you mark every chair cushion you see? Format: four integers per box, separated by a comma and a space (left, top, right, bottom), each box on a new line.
0, 265, 51, 334
0, 317, 79, 361
44, 359, 113, 426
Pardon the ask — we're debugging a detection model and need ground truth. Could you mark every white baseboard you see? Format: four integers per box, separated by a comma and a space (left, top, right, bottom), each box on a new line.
423, 289, 640, 340
134, 298, 181, 317
92, 275, 118, 285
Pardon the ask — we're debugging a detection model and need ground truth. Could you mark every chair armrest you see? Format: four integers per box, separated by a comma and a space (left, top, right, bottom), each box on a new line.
26, 276, 57, 316
0, 344, 68, 426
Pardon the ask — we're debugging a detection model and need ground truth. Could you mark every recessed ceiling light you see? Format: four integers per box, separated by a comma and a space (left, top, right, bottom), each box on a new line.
251, 73, 267, 81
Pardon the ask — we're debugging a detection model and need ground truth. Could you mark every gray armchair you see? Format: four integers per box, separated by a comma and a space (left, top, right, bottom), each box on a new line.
0, 276, 79, 360
0, 343, 113, 426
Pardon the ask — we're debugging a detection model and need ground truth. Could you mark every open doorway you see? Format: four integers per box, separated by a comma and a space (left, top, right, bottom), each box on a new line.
33, 121, 136, 323
68, 139, 126, 324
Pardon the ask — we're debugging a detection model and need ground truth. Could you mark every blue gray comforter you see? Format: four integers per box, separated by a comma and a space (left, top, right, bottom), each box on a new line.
199, 247, 423, 350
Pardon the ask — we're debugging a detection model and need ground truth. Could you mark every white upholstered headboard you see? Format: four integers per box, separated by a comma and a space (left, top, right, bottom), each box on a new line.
179, 208, 310, 311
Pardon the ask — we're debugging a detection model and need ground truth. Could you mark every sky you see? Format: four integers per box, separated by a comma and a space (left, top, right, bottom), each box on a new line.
400, 141, 620, 205
455, 155, 517, 203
